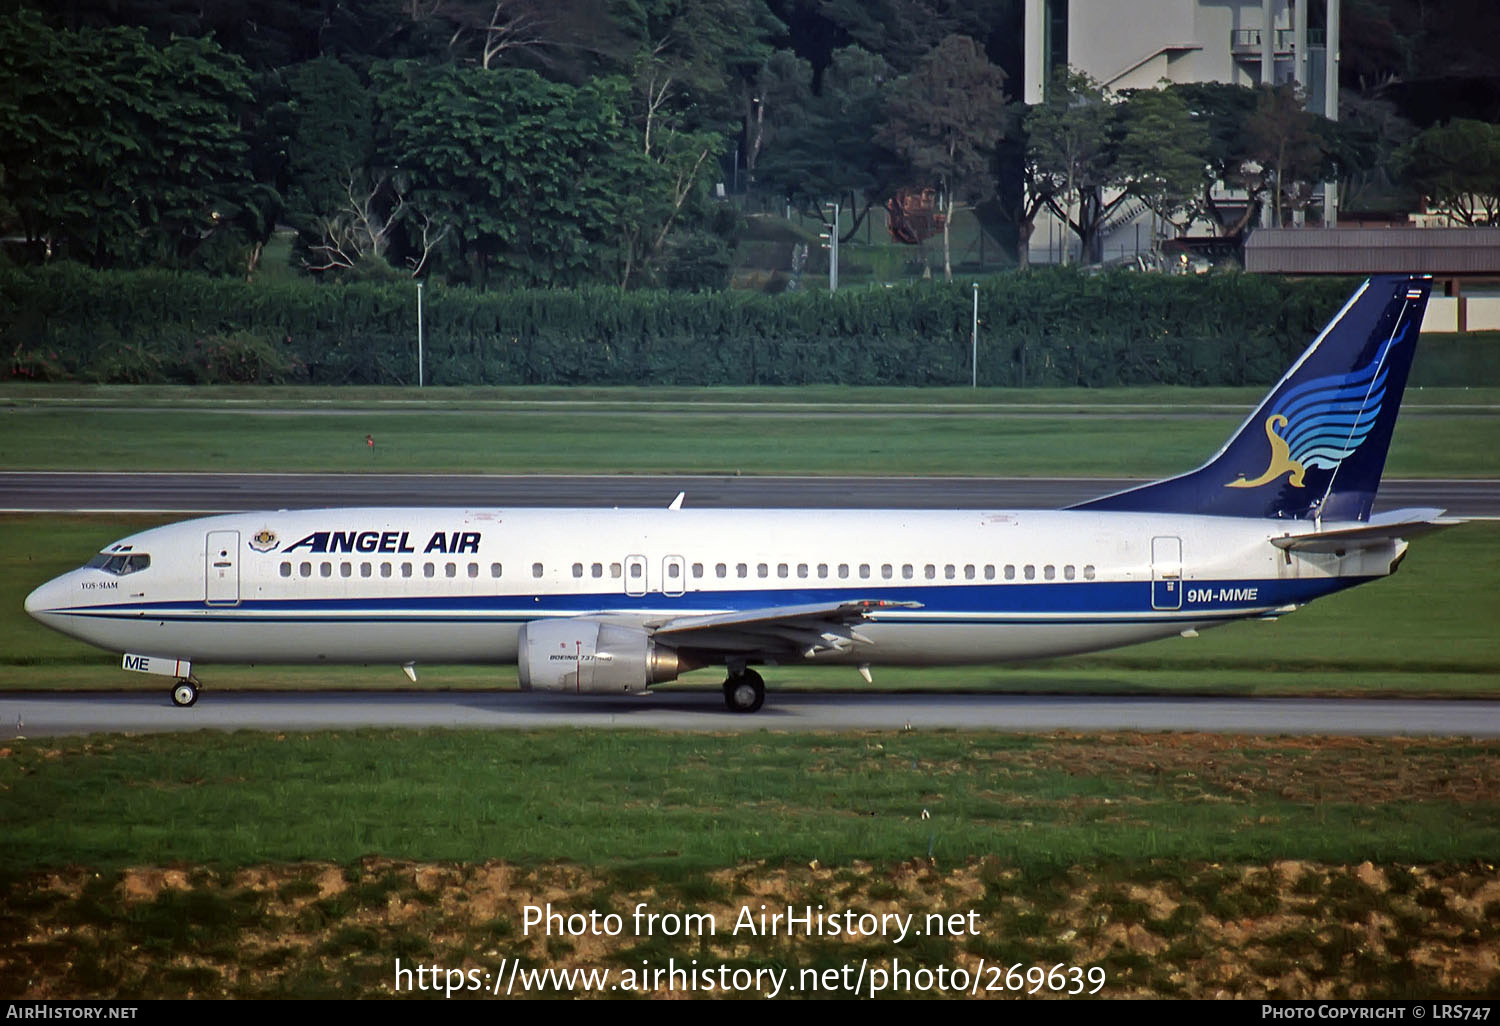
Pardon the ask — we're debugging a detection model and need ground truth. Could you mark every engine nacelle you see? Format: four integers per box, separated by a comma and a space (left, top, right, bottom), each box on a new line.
516, 618, 680, 694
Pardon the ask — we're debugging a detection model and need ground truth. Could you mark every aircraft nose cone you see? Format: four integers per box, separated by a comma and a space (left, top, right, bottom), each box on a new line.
25, 577, 63, 620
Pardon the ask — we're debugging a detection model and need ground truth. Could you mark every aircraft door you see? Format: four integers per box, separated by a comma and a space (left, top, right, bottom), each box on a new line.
624, 554, 648, 597
662, 555, 686, 597
1151, 535, 1182, 611
205, 530, 241, 606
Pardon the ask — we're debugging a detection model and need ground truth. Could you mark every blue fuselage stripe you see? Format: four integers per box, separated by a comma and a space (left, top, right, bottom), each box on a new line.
50, 576, 1364, 622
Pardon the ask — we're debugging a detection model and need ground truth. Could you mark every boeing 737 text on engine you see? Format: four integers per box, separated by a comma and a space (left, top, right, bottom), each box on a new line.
25, 275, 1458, 712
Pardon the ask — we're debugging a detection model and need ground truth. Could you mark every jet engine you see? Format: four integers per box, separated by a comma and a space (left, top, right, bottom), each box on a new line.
516, 618, 681, 694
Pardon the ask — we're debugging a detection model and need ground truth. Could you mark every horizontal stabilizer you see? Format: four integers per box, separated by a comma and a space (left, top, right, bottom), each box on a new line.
1270, 508, 1463, 553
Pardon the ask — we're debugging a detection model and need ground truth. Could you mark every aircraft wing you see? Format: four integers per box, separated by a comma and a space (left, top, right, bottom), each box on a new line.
1271, 508, 1464, 553
650, 599, 921, 658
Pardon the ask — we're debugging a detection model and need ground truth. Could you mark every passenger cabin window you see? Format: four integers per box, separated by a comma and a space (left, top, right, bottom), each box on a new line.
572, 563, 584, 578
591, 563, 603, 578
1064, 565, 1076, 580
839, 564, 850, 579
533, 563, 545, 578
881, 564, 893, 579
446, 563, 457, 578
300, 562, 312, 578
901, 564, 913, 580
924, 564, 936, 580
491, 563, 503, 578
467, 563, 478, 578
1084, 564, 1097, 580
403, 563, 414, 578
1044, 565, 1055, 580
777, 563, 788, 579
361, 562, 372, 578
279, 562, 291, 578
320, 562, 332, 578
736, 563, 748, 578
424, 563, 435, 578
610, 563, 622, 579
797, 564, 808, 579
716, 563, 727, 578
382, 563, 394, 578
984, 565, 995, 580
341, 562, 352, 578
692, 563, 703, 578
1005, 565, 1016, 580
758, 563, 769, 579
1024, 565, 1035, 580
859, 564, 870, 579
817, 564, 828, 579
965, 565, 976, 580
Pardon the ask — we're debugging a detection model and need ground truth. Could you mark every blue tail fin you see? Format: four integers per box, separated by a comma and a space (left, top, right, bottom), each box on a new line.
1073, 274, 1432, 522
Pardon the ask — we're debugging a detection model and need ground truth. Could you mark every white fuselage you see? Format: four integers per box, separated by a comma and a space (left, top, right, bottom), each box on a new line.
25, 506, 1397, 670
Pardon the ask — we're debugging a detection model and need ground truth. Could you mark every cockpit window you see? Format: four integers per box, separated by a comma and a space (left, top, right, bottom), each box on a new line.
86, 552, 151, 575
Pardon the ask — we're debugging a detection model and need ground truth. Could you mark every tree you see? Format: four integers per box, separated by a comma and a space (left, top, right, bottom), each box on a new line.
878, 34, 1009, 280
1161, 81, 1267, 239
1326, 92, 1417, 215
1399, 118, 1500, 226
1114, 88, 1212, 239
409, 0, 634, 80
0, 12, 271, 270
1243, 84, 1332, 227
280, 57, 377, 265
755, 46, 907, 238
615, 1, 779, 285
1024, 70, 1125, 265
377, 63, 648, 287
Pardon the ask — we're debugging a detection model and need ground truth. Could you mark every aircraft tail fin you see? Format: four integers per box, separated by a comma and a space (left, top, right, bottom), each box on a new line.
1073, 274, 1432, 522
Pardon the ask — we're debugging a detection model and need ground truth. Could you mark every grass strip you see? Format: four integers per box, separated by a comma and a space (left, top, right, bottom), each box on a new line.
1, 730, 1497, 872
1, 401, 1495, 476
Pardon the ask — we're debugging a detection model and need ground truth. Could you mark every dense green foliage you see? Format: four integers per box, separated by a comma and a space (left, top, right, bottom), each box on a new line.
3, 3, 1493, 290
0, 12, 269, 272
2, 266, 1358, 387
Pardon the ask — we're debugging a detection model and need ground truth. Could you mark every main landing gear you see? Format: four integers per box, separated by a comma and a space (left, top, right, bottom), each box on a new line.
722, 668, 765, 713
171, 678, 200, 707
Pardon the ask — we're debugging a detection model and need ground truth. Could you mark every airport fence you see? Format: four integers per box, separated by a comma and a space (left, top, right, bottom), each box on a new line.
2, 264, 1483, 387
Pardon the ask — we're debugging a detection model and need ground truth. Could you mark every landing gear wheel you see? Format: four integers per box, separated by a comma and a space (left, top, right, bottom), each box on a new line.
723, 669, 765, 713
171, 680, 199, 708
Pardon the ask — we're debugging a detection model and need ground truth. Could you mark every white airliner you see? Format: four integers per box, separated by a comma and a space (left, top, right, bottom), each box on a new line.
25, 275, 1456, 712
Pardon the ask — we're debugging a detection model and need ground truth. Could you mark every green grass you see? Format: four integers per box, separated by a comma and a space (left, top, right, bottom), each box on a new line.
0, 389, 1496, 475
5, 515, 1497, 696
0, 730, 1495, 871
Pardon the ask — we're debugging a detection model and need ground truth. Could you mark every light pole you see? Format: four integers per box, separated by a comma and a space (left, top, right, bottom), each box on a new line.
971, 283, 979, 388
820, 201, 840, 292
416, 281, 424, 388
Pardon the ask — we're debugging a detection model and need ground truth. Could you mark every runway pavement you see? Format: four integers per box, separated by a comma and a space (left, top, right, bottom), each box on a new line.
4, 690, 1499, 738
3, 472, 1498, 515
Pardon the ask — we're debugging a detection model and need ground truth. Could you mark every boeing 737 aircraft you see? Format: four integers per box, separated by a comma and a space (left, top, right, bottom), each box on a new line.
25, 274, 1456, 712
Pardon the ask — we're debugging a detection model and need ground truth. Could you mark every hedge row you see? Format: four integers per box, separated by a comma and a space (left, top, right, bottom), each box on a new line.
0, 264, 1448, 388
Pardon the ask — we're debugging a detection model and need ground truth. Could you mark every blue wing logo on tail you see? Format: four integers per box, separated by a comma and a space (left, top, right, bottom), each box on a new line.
1227, 336, 1396, 490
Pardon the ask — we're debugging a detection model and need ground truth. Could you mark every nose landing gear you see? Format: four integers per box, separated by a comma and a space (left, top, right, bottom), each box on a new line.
171, 679, 200, 707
